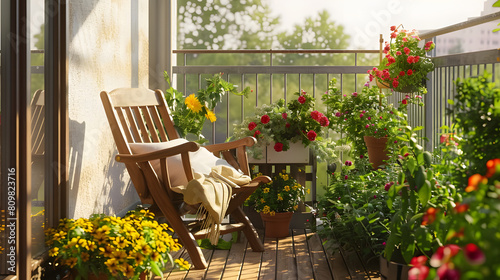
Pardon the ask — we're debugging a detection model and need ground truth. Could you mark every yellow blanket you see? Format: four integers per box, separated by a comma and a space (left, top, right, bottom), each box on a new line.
172, 165, 251, 245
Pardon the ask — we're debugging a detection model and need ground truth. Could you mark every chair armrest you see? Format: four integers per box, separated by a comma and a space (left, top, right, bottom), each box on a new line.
115, 141, 200, 163
204, 136, 256, 154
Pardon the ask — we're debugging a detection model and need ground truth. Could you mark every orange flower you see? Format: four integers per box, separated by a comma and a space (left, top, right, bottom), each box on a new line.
465, 174, 487, 192
454, 202, 469, 214
486, 158, 500, 178
421, 207, 438, 225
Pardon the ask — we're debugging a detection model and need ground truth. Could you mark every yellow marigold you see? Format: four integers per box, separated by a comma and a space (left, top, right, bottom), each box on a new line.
185, 94, 202, 113
205, 109, 217, 122
277, 194, 283, 201
49, 247, 59, 257
284, 185, 290, 191
263, 205, 271, 214
175, 258, 191, 270
282, 174, 289, 181
263, 188, 270, 193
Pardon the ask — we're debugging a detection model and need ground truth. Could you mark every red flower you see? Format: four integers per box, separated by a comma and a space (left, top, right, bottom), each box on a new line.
248, 121, 257, 131
391, 32, 397, 38
282, 112, 287, 119
453, 202, 469, 213
298, 95, 306, 104
390, 25, 396, 31
310, 110, 321, 121
437, 264, 460, 280
414, 56, 420, 63
392, 79, 399, 88
402, 99, 408, 105
407, 56, 414, 63
464, 243, 485, 265
430, 244, 461, 267
274, 142, 284, 152
396, 51, 402, 56
260, 114, 270, 124
404, 47, 411, 55
319, 116, 330, 127
409, 256, 429, 280
253, 130, 261, 138
407, 69, 413, 76
307, 130, 317, 141
399, 71, 405, 76
285, 123, 291, 128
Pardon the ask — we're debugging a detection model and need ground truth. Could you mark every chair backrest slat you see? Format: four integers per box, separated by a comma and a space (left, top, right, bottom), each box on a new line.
124, 107, 142, 143
141, 106, 161, 142
132, 106, 151, 143
149, 106, 169, 142
114, 108, 134, 143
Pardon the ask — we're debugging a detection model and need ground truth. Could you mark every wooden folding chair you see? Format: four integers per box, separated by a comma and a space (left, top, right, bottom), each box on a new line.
100, 88, 270, 269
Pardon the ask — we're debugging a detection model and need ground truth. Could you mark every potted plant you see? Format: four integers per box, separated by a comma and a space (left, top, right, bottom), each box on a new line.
323, 78, 410, 168
368, 25, 435, 94
231, 90, 335, 162
45, 208, 190, 280
409, 159, 500, 280
246, 170, 308, 238
163, 72, 251, 143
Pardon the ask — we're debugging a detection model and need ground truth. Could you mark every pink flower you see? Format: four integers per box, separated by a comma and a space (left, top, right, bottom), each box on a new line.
335, 112, 341, 117
373, 195, 377, 199
311, 110, 321, 121
464, 243, 485, 265
282, 112, 287, 119
367, 117, 371, 120
404, 47, 411, 55
430, 244, 461, 267
344, 160, 352, 166
396, 51, 402, 56
344, 175, 348, 180
274, 142, 284, 152
365, 124, 370, 129
360, 113, 364, 118
248, 122, 257, 131
359, 155, 364, 158
352, 92, 358, 97
298, 95, 306, 104
437, 263, 460, 280
307, 130, 317, 141
261, 114, 270, 124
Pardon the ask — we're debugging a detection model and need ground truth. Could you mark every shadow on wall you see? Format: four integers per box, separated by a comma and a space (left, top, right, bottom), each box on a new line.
68, 119, 85, 218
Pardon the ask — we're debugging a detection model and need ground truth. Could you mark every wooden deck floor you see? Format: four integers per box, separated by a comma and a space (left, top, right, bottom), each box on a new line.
159, 229, 381, 280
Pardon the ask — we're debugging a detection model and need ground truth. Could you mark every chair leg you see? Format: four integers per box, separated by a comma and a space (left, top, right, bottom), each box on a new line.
231, 207, 264, 252
173, 223, 208, 269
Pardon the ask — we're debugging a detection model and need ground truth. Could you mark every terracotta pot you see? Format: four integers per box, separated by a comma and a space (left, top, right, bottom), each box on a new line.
379, 255, 410, 280
363, 136, 389, 169
260, 212, 293, 238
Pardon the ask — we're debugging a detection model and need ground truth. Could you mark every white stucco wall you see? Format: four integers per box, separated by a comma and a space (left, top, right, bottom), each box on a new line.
67, 0, 149, 218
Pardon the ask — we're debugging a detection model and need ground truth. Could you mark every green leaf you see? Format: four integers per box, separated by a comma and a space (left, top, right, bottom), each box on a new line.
418, 180, 431, 207
150, 261, 163, 278
493, 0, 500, 7
409, 213, 424, 224
407, 157, 416, 174
415, 227, 432, 253
413, 126, 424, 132
369, 217, 380, 224
447, 99, 455, 105
384, 231, 400, 262
355, 216, 365, 222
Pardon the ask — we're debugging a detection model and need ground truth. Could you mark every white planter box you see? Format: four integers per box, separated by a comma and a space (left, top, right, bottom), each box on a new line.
248, 142, 310, 164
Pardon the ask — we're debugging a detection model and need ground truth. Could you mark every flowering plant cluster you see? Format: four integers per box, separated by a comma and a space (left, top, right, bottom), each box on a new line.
232, 90, 335, 160
45, 208, 189, 280
247, 170, 307, 214
409, 159, 500, 280
164, 72, 250, 143
323, 78, 408, 157
368, 25, 435, 94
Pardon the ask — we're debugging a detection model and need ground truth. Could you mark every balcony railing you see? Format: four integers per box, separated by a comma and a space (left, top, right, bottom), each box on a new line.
171, 12, 500, 203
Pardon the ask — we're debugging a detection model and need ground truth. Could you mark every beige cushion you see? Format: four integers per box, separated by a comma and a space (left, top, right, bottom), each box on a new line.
128, 139, 237, 187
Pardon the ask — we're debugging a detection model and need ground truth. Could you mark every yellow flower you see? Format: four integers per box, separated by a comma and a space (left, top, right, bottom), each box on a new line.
260, 198, 265, 203
277, 194, 283, 201
185, 94, 202, 113
131, 251, 145, 265
49, 247, 59, 257
175, 258, 191, 270
269, 211, 276, 216
307, 189, 311, 194
121, 264, 135, 278
151, 251, 162, 262
81, 252, 90, 262
263, 188, 270, 194
263, 205, 271, 214
205, 109, 217, 122
293, 205, 298, 210
284, 185, 290, 191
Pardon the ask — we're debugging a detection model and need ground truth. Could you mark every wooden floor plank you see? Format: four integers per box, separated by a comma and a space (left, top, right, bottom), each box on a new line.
204, 249, 230, 280
276, 233, 297, 280
183, 249, 213, 280
292, 229, 314, 280
162, 248, 189, 280
258, 236, 277, 280
341, 248, 370, 280
220, 239, 248, 280
239, 230, 264, 280
306, 232, 333, 280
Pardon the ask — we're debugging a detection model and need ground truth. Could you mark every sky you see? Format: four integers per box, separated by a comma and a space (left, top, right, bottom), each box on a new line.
268, 0, 490, 49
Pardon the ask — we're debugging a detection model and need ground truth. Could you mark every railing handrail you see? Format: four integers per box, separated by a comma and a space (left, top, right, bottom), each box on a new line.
420, 11, 500, 40
173, 49, 379, 54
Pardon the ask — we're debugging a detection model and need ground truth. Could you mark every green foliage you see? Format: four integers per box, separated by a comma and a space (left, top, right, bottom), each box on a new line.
164, 72, 250, 143
447, 72, 500, 187
318, 157, 394, 257
384, 125, 455, 264
322, 78, 408, 157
